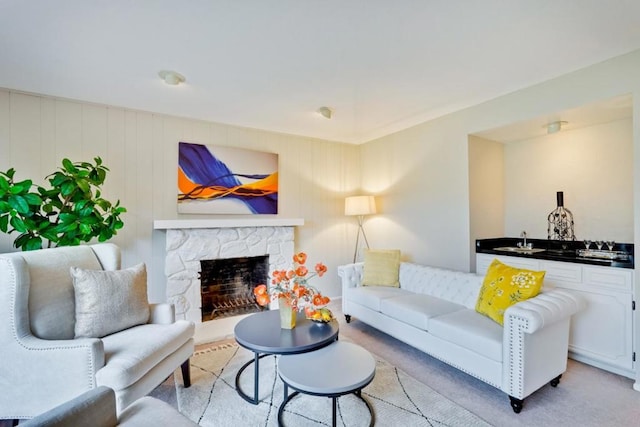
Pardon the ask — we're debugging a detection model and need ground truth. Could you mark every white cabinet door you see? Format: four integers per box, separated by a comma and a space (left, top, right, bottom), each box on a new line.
564, 287, 634, 372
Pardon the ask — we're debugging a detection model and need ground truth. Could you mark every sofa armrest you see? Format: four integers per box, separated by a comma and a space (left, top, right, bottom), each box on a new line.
502, 289, 584, 399
21, 386, 117, 427
337, 262, 364, 290
149, 303, 176, 324
2, 335, 105, 419
504, 289, 584, 334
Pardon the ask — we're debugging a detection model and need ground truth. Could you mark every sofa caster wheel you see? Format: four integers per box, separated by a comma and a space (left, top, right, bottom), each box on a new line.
509, 396, 524, 414
345, 314, 351, 323
550, 374, 562, 387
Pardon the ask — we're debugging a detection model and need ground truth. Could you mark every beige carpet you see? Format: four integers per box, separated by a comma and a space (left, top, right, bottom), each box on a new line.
174, 341, 492, 426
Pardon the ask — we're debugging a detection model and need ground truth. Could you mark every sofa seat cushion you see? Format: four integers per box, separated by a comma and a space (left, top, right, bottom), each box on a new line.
428, 309, 503, 362
97, 320, 194, 390
380, 294, 465, 330
344, 285, 407, 312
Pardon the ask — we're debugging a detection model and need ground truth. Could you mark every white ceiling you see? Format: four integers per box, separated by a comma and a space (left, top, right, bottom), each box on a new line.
1, 1, 640, 144
475, 94, 633, 143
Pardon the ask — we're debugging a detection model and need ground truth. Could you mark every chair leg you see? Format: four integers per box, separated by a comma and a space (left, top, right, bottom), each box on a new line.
181, 359, 191, 388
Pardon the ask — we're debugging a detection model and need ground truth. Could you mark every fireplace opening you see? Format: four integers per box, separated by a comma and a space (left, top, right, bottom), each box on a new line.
199, 255, 269, 321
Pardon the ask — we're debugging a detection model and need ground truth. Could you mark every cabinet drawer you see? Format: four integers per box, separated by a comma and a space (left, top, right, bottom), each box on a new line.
583, 267, 633, 292
539, 261, 582, 285
476, 254, 539, 275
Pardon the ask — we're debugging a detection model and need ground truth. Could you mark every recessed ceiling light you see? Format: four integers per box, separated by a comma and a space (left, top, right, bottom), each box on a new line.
317, 106, 333, 119
158, 70, 185, 85
544, 120, 568, 134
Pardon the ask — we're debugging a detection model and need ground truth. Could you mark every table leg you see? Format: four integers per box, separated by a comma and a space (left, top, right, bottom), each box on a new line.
235, 352, 269, 405
254, 352, 259, 403
332, 397, 337, 427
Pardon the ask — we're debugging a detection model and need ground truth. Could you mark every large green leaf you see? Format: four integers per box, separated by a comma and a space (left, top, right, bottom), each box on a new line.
76, 178, 90, 193
8, 195, 30, 214
58, 213, 77, 224
0, 176, 9, 193
62, 158, 77, 174
23, 193, 43, 206
9, 180, 32, 195
61, 181, 76, 197
10, 216, 27, 233
24, 237, 43, 251
79, 223, 92, 235
3, 168, 16, 179
13, 233, 31, 250
50, 173, 68, 187
0, 200, 11, 213
0, 215, 8, 232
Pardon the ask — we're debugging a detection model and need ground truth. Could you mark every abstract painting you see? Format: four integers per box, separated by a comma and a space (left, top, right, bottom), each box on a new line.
177, 142, 278, 214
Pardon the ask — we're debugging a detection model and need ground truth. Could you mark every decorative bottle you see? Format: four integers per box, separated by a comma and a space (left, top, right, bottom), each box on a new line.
547, 191, 575, 240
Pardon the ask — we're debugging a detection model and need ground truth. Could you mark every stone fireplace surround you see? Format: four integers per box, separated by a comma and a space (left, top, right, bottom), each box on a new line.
154, 218, 303, 343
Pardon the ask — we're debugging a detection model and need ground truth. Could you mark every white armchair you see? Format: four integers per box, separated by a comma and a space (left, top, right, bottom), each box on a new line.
0, 243, 195, 422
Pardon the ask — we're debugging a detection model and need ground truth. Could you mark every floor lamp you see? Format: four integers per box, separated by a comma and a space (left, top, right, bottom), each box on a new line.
345, 195, 377, 263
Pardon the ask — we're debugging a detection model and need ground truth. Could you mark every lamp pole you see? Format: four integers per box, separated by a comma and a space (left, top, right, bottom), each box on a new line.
353, 214, 371, 263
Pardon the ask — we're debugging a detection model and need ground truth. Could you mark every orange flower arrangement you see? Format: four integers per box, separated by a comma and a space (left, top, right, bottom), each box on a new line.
253, 252, 330, 312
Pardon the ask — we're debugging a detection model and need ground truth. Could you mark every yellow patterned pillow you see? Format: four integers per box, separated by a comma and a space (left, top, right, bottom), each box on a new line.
475, 259, 545, 325
362, 249, 401, 287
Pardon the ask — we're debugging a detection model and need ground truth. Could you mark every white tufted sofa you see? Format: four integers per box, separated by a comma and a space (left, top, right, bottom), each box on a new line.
338, 261, 583, 413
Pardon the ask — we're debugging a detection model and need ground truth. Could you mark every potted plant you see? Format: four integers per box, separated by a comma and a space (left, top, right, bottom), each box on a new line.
0, 157, 126, 251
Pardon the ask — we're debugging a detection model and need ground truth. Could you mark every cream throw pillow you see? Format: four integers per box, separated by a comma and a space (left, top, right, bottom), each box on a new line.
71, 263, 150, 338
362, 249, 401, 287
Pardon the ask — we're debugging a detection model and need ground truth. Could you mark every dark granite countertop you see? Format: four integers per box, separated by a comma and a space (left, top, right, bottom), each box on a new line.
476, 238, 634, 269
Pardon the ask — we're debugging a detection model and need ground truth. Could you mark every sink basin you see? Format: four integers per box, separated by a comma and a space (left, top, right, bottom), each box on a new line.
493, 246, 547, 254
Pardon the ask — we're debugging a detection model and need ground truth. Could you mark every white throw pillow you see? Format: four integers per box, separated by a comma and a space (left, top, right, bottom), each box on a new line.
71, 263, 150, 338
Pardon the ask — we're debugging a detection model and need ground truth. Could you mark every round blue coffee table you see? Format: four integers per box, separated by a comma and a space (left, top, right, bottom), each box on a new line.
234, 309, 339, 404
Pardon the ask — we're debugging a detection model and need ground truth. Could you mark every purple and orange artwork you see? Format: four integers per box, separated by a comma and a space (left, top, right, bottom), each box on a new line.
177, 142, 278, 214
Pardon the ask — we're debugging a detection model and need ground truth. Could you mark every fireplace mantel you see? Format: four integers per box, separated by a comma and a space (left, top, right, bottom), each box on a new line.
153, 218, 304, 229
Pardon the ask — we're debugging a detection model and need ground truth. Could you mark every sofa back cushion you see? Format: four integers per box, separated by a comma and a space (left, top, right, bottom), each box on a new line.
399, 263, 483, 309
20, 246, 105, 340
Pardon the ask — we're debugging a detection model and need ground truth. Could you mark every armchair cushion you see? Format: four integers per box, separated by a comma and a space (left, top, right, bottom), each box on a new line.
97, 321, 194, 390
71, 263, 150, 338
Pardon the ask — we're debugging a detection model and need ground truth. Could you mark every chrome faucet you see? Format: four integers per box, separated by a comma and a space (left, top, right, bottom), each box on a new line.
520, 231, 530, 249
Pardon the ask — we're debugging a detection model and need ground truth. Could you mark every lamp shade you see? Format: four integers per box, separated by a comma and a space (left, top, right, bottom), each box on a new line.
345, 195, 376, 216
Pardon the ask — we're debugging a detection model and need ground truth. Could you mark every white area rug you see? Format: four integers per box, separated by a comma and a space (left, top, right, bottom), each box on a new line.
176, 342, 492, 426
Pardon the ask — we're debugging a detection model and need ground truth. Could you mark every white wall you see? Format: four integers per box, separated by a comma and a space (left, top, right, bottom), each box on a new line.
0, 89, 360, 301
359, 49, 640, 274
503, 118, 633, 242
468, 135, 505, 272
